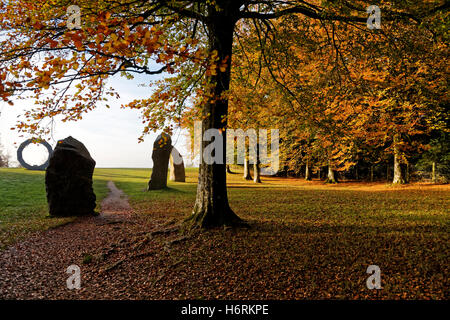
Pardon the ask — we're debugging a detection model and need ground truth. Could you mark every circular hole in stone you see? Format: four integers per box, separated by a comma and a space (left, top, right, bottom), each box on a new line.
21, 143, 49, 166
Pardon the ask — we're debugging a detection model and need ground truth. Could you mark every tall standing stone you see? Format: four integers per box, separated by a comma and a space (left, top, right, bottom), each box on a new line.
169, 147, 186, 182
45, 136, 96, 216
148, 133, 172, 190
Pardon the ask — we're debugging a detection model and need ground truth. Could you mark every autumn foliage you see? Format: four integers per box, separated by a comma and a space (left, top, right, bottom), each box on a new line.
229, 7, 448, 182
0, 1, 448, 229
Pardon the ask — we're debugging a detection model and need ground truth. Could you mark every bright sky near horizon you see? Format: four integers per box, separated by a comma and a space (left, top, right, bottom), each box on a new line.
0, 73, 191, 168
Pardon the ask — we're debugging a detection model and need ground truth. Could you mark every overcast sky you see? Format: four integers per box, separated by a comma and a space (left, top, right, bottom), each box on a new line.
0, 73, 190, 168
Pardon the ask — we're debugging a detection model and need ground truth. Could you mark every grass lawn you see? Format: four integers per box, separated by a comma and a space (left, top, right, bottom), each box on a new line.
105, 168, 449, 299
0, 168, 110, 249
0, 167, 448, 299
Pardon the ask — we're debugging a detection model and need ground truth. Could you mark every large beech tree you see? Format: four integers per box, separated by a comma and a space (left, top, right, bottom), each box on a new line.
1, 1, 447, 227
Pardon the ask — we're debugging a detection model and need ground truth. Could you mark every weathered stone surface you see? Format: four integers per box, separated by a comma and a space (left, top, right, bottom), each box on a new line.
17, 139, 53, 171
148, 133, 172, 190
169, 147, 185, 182
45, 136, 96, 216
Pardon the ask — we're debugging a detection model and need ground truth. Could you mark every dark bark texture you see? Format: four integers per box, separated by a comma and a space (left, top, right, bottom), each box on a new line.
190, 1, 244, 228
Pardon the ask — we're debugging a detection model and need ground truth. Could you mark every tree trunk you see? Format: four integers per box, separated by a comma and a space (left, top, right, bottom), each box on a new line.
253, 142, 261, 183
305, 159, 311, 181
189, 2, 243, 228
392, 134, 406, 184
432, 161, 436, 183
405, 162, 410, 183
324, 153, 337, 183
243, 156, 252, 180
355, 164, 359, 181
253, 162, 261, 183
326, 165, 337, 184
386, 163, 390, 181
370, 165, 374, 182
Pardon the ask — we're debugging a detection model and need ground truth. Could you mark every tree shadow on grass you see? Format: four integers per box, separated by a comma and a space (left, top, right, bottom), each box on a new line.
244, 218, 448, 236
146, 186, 188, 194
94, 173, 149, 181
227, 185, 274, 189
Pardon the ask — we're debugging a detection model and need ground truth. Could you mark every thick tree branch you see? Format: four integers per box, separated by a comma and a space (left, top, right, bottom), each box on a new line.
239, 1, 449, 23
239, 5, 367, 22
160, 0, 207, 22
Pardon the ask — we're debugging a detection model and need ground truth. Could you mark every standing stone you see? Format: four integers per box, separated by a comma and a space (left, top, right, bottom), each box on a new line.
169, 147, 185, 182
45, 136, 96, 216
148, 133, 172, 190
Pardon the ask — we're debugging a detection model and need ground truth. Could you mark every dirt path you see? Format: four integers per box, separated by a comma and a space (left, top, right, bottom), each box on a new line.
0, 181, 157, 299
98, 181, 132, 221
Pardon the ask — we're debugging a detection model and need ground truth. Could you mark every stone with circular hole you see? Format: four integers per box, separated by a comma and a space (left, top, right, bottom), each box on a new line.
16, 139, 53, 171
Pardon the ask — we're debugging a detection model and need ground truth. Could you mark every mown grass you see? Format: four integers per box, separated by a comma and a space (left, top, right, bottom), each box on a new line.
105, 167, 449, 231
98, 167, 449, 299
0, 168, 110, 249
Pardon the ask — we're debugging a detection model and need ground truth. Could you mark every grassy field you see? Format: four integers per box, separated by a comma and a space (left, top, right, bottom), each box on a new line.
100, 168, 449, 299
0, 167, 449, 298
0, 168, 110, 249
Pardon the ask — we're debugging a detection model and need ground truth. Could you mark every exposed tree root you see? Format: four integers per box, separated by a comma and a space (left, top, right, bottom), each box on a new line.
167, 236, 189, 246
184, 205, 250, 231
131, 251, 155, 259
101, 259, 124, 273
150, 225, 180, 236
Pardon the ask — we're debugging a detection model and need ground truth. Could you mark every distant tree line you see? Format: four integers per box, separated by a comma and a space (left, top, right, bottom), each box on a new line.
0, 135, 11, 168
